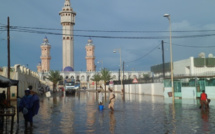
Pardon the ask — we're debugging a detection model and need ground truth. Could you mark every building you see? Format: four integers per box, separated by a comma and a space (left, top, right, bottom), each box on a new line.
59, 0, 76, 70
37, 0, 146, 90
151, 54, 215, 99
85, 39, 95, 72
151, 55, 215, 81
37, 37, 51, 73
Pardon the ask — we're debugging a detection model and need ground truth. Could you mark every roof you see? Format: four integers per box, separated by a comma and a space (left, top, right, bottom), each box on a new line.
0, 75, 19, 88
63, 66, 74, 72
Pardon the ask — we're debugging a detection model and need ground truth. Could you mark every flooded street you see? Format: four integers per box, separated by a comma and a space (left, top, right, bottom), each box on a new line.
3, 91, 215, 134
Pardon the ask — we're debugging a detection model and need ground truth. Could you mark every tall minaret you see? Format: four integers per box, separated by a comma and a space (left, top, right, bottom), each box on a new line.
40, 37, 51, 72
59, 0, 76, 70
85, 39, 95, 72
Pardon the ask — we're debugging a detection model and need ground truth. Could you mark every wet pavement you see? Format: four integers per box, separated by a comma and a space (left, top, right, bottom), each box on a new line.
2, 91, 215, 134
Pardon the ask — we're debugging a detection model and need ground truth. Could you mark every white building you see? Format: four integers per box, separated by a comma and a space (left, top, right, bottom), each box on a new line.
151, 54, 215, 82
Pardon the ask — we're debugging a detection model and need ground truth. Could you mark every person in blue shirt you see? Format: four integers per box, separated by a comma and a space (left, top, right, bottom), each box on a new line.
28, 85, 40, 116
19, 89, 34, 128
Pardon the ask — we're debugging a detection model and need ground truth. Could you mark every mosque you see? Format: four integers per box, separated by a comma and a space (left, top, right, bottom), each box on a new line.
36, 0, 145, 88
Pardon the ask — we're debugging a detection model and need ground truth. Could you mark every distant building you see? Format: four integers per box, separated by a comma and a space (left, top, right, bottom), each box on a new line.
151, 54, 215, 82
37, 0, 146, 90
85, 39, 95, 72
37, 37, 51, 73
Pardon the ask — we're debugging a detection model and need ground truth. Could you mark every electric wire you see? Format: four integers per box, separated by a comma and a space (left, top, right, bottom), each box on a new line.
6, 25, 215, 33
126, 43, 161, 63
7, 28, 215, 39
164, 42, 215, 48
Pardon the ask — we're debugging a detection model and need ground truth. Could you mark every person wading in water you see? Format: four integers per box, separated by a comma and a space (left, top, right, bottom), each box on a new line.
200, 90, 209, 110
108, 88, 115, 111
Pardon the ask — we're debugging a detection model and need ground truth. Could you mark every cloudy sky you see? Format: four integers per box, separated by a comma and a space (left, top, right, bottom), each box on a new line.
0, 0, 215, 72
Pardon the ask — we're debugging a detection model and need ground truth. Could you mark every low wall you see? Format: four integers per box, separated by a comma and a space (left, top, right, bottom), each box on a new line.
181, 87, 196, 99
164, 86, 215, 99
106, 83, 164, 96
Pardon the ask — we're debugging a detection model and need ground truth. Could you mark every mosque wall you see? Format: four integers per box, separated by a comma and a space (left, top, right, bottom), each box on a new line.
0, 64, 45, 99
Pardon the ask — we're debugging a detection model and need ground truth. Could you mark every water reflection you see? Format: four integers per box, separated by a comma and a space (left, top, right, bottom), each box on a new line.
201, 109, 209, 132
2, 91, 215, 133
109, 111, 116, 134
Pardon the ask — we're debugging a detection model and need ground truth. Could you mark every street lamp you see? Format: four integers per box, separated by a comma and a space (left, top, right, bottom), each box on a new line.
113, 48, 123, 93
164, 14, 174, 100
97, 60, 103, 70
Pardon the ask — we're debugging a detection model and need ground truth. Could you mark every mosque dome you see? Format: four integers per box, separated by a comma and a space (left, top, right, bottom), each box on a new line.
42, 36, 50, 46
86, 38, 94, 46
63, 66, 74, 72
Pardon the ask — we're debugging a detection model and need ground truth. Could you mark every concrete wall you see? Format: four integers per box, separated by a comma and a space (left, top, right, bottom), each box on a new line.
206, 87, 215, 99
174, 58, 191, 75
104, 83, 164, 96
0, 64, 45, 99
181, 87, 196, 99
163, 86, 215, 99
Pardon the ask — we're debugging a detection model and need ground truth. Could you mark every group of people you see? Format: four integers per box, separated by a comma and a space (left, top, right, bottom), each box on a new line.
98, 86, 115, 111
19, 85, 40, 128
38, 85, 50, 95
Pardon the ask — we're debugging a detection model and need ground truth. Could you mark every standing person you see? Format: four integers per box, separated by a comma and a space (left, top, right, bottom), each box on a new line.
19, 89, 34, 128
108, 88, 115, 111
98, 90, 104, 105
28, 85, 40, 116
200, 90, 208, 110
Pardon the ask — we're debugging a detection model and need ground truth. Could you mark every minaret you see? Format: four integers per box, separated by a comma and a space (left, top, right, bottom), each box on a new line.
40, 37, 51, 72
37, 62, 42, 72
85, 39, 95, 72
59, 0, 76, 70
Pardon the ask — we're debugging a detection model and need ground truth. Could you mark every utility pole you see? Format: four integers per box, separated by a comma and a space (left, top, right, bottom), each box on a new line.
118, 69, 120, 82
7, 16, 11, 105
162, 40, 165, 79
123, 61, 125, 101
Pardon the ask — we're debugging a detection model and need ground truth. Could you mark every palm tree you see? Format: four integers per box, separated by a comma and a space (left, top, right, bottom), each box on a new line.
100, 68, 112, 100
143, 73, 150, 83
46, 70, 63, 92
91, 73, 101, 91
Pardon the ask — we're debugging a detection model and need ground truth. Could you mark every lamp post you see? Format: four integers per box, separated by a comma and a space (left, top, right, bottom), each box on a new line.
113, 48, 123, 93
164, 14, 174, 100
97, 60, 103, 70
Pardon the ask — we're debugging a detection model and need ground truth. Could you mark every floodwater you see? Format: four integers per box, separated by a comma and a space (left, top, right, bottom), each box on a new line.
2, 91, 215, 134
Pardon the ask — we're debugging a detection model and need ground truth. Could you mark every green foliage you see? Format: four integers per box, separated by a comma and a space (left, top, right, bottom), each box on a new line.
100, 68, 112, 82
91, 73, 101, 91
46, 70, 63, 89
143, 73, 150, 82
91, 73, 101, 82
100, 68, 112, 93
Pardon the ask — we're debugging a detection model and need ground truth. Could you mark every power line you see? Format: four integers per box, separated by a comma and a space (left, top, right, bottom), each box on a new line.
2, 24, 215, 33
165, 42, 215, 48
126, 44, 161, 63
5, 28, 215, 40
1, 25, 215, 39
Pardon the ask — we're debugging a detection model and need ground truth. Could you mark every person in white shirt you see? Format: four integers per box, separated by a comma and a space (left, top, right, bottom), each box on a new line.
98, 90, 104, 105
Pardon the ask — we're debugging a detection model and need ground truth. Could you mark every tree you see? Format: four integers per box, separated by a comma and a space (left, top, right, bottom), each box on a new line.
143, 73, 150, 83
91, 73, 101, 91
100, 68, 112, 99
46, 70, 63, 92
